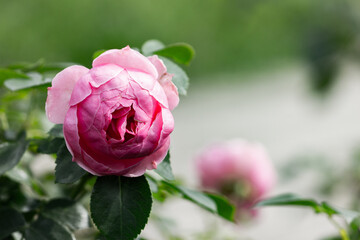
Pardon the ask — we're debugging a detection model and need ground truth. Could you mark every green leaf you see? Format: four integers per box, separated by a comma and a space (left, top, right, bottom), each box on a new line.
255, 193, 318, 208
90, 175, 152, 240
162, 181, 216, 213
154, 43, 195, 65
36, 138, 65, 154
55, 144, 86, 184
322, 202, 360, 224
0, 207, 26, 239
154, 152, 174, 181
48, 124, 64, 138
0, 132, 28, 175
256, 193, 360, 223
160, 57, 189, 95
0, 176, 27, 210
92, 50, 107, 60
7, 60, 74, 73
206, 193, 235, 222
42, 198, 89, 231
38, 62, 76, 73
145, 175, 158, 193
25, 215, 75, 240
141, 40, 165, 56
0, 68, 29, 85
4, 72, 52, 91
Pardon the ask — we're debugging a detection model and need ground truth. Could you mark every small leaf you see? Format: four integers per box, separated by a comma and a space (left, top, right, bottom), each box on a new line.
206, 193, 235, 222
25, 215, 75, 240
92, 50, 107, 60
0, 207, 26, 239
0, 132, 28, 175
4, 72, 52, 91
160, 57, 189, 95
42, 198, 89, 231
154, 152, 174, 181
255, 193, 318, 208
0, 68, 29, 85
55, 144, 86, 184
141, 40, 165, 56
90, 175, 152, 240
48, 124, 64, 138
154, 43, 195, 65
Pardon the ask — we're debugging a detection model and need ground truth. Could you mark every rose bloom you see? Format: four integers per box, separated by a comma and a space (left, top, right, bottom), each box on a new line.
46, 46, 179, 177
196, 139, 276, 219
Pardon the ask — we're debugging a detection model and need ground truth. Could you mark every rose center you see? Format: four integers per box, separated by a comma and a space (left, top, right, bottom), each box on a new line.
106, 106, 137, 142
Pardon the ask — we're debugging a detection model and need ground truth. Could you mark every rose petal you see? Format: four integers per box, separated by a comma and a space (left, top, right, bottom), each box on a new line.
46, 65, 88, 124
123, 137, 171, 177
148, 55, 167, 77
89, 64, 123, 88
158, 73, 179, 110
93, 46, 158, 80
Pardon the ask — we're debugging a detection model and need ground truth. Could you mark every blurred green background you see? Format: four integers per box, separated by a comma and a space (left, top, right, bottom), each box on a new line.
1, 0, 359, 81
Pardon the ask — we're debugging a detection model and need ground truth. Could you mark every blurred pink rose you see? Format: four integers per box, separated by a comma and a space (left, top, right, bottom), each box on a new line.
46, 46, 179, 177
196, 139, 276, 218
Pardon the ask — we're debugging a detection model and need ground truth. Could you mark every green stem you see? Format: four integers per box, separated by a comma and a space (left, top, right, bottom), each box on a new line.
328, 216, 350, 240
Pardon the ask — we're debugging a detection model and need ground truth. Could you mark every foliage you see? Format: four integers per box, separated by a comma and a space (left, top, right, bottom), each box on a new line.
257, 193, 360, 240
0, 40, 237, 240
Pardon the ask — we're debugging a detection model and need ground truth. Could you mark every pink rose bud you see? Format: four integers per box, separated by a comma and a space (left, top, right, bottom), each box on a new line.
46, 46, 179, 177
196, 139, 276, 218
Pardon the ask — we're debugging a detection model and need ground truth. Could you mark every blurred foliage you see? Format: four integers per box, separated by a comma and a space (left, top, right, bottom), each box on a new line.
0, 0, 359, 81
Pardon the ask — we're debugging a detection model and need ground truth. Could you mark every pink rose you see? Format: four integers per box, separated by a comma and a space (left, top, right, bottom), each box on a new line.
195, 139, 276, 218
46, 46, 179, 177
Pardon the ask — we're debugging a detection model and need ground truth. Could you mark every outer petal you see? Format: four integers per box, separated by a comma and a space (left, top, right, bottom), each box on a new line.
148, 55, 166, 77
63, 106, 87, 168
158, 73, 179, 110
148, 55, 179, 110
93, 46, 158, 80
46, 65, 89, 124
123, 137, 171, 177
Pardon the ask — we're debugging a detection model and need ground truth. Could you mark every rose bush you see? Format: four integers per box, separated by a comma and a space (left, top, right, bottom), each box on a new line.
196, 139, 276, 218
46, 46, 179, 176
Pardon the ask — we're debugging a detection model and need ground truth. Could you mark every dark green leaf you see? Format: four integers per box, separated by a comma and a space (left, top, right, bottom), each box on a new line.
0, 207, 26, 239
48, 125, 64, 138
154, 43, 195, 65
141, 40, 165, 56
255, 193, 318, 208
0, 176, 27, 210
160, 57, 189, 95
206, 193, 235, 222
55, 144, 86, 184
42, 198, 89, 231
92, 50, 107, 60
0, 132, 28, 175
25, 215, 74, 240
36, 137, 65, 154
0, 68, 28, 85
154, 152, 174, 181
90, 175, 152, 240
4, 72, 52, 91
